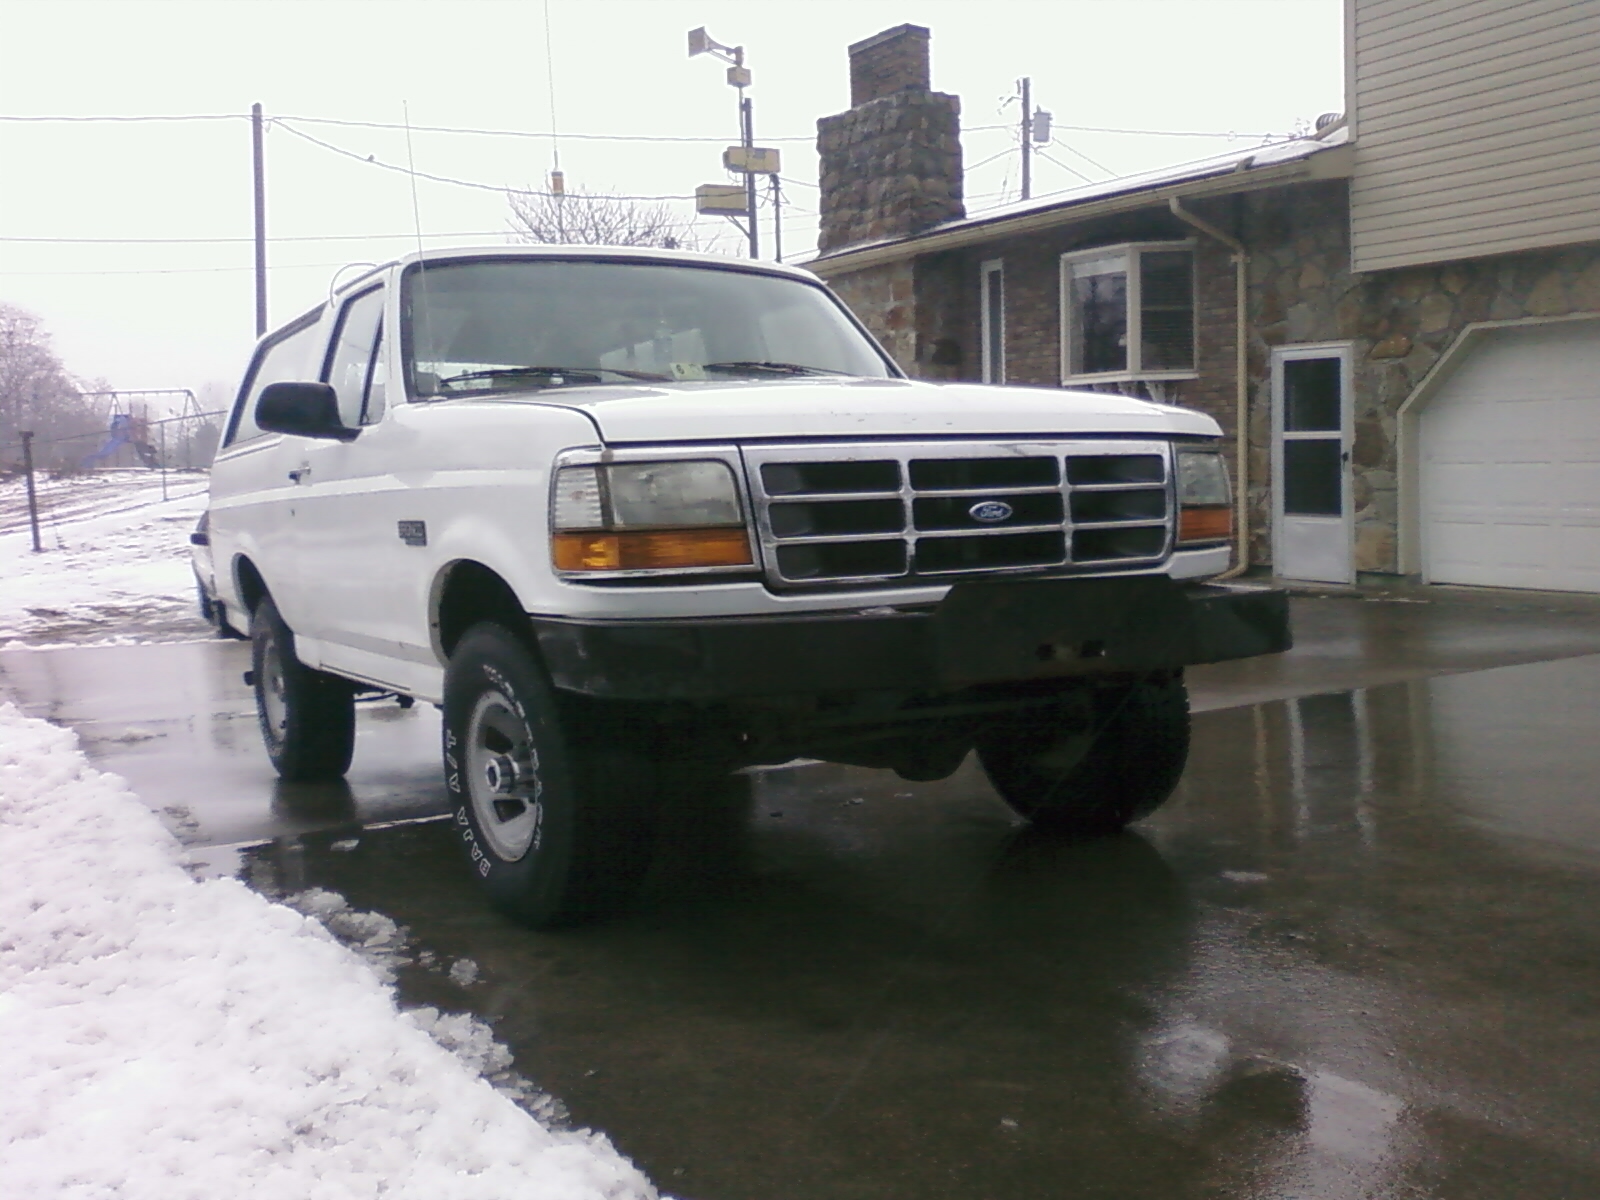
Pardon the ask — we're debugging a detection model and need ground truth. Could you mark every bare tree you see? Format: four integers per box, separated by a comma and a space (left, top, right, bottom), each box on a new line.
507, 189, 704, 250
0, 304, 100, 470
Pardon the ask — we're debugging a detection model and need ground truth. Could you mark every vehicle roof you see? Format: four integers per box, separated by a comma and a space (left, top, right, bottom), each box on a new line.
330, 243, 825, 299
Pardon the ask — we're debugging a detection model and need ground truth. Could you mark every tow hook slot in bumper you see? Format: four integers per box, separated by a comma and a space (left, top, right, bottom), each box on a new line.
932, 576, 1290, 687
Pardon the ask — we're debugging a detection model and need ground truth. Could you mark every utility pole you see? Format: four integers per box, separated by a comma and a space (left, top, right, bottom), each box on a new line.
1019, 77, 1032, 201
739, 85, 758, 259
771, 175, 783, 263
252, 103, 267, 337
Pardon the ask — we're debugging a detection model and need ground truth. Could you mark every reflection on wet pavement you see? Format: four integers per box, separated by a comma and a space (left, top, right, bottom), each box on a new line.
0, 640, 446, 846
238, 656, 1600, 1199
6, 598, 1600, 1196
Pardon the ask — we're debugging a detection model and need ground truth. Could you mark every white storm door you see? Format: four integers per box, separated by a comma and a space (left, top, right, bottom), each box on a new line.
1273, 345, 1354, 583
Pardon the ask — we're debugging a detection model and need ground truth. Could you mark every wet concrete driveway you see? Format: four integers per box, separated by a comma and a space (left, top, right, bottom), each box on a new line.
6, 592, 1600, 1197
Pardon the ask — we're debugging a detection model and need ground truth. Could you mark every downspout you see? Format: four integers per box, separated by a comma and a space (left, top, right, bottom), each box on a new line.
1169, 196, 1250, 579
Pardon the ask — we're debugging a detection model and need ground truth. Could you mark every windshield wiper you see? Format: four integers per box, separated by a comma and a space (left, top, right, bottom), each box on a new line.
435, 365, 667, 391
701, 361, 848, 378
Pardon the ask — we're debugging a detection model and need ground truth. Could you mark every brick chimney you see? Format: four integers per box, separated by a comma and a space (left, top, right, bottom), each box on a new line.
817, 24, 965, 253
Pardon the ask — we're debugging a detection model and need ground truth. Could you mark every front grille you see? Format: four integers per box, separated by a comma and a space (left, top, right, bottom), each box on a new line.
743, 440, 1173, 588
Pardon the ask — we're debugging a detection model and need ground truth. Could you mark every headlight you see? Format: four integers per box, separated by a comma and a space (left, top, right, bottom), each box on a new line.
551, 460, 753, 573
1175, 448, 1233, 545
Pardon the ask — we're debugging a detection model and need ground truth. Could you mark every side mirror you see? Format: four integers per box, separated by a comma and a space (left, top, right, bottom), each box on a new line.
256, 381, 358, 442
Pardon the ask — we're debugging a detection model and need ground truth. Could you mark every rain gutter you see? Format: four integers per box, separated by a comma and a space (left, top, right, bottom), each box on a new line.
1167, 197, 1250, 580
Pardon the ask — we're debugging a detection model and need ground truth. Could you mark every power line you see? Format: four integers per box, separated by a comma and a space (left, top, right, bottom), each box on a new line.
0, 111, 1017, 142
0, 232, 519, 245
0, 262, 370, 278
279, 113, 822, 144
965, 146, 1016, 173
0, 113, 240, 123
1050, 137, 1113, 177
0, 111, 1280, 140
1036, 149, 1094, 184
1053, 122, 1282, 139
272, 120, 700, 201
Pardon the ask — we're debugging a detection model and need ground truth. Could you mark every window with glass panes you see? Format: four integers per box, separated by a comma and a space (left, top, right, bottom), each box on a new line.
1060, 243, 1195, 381
980, 259, 1005, 384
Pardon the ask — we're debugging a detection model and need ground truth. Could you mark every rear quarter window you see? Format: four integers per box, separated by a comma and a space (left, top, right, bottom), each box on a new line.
223, 311, 326, 447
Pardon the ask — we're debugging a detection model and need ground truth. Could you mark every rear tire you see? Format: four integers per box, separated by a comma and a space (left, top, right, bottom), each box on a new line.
442, 622, 658, 928
250, 595, 355, 781
976, 675, 1190, 836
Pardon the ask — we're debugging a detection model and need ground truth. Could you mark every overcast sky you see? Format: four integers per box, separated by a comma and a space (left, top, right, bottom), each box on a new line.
0, 0, 1342, 400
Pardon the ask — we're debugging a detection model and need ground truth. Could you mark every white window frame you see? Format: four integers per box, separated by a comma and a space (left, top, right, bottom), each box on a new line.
1058, 240, 1197, 385
980, 258, 1005, 384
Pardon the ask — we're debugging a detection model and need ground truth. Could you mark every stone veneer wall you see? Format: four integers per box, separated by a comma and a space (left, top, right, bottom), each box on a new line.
1243, 180, 1600, 573
824, 176, 1600, 576
827, 260, 918, 373
816, 92, 964, 253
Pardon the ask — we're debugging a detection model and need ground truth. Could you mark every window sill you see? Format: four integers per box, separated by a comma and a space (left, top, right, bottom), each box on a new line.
1060, 371, 1199, 386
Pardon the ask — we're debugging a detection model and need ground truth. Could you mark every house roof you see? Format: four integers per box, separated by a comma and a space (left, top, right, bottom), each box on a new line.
808, 125, 1351, 277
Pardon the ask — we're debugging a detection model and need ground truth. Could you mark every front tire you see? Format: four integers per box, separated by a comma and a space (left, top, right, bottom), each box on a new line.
976, 675, 1190, 836
442, 622, 658, 928
250, 595, 355, 781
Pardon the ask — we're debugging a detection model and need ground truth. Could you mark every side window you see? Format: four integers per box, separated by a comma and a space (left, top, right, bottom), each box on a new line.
224, 314, 324, 447
323, 288, 385, 429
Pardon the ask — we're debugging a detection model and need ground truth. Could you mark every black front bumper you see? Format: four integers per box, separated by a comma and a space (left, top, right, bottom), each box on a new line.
530, 576, 1290, 702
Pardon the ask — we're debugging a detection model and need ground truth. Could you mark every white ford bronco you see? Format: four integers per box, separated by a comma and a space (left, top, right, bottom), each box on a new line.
208, 245, 1289, 926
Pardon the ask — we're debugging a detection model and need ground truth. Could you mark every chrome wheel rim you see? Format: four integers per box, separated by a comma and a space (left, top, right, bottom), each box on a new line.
464, 690, 544, 861
260, 628, 290, 742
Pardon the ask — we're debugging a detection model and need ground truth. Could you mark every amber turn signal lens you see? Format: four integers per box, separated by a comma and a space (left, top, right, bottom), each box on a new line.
552, 527, 754, 571
1178, 505, 1232, 544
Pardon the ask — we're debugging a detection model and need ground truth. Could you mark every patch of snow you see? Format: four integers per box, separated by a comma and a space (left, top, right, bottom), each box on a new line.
0, 703, 658, 1199
0, 469, 211, 648
449, 958, 482, 987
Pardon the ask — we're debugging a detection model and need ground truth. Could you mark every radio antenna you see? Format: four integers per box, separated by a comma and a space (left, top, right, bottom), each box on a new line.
402, 101, 435, 397
543, 0, 566, 231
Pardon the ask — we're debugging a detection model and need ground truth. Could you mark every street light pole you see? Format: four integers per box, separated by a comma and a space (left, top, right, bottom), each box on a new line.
689, 27, 761, 259
739, 89, 758, 259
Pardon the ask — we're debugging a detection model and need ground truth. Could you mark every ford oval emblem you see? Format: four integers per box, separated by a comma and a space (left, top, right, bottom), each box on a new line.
969, 500, 1014, 524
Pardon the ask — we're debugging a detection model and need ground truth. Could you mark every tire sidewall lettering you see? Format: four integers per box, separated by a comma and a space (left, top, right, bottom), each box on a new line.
446, 646, 550, 880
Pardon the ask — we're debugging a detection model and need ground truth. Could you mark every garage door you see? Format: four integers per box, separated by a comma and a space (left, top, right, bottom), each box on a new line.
1421, 320, 1600, 592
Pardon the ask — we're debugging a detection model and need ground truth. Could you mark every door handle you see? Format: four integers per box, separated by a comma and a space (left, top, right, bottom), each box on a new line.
288, 467, 310, 483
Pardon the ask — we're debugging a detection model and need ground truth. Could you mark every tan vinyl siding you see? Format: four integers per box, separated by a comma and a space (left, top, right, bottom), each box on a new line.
1350, 0, 1600, 273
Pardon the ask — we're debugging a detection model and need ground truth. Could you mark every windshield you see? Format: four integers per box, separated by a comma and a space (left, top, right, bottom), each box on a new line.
401, 258, 894, 398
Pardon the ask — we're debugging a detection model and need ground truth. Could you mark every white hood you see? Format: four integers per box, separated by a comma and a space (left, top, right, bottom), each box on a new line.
521, 377, 1220, 443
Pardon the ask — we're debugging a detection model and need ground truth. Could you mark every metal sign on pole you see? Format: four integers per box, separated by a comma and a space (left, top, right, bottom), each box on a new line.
695, 184, 750, 214
723, 146, 780, 174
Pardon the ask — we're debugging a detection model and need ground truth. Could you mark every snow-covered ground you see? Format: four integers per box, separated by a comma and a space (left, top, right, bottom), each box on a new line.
0, 475, 662, 1197
0, 703, 658, 1199
0, 469, 212, 648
